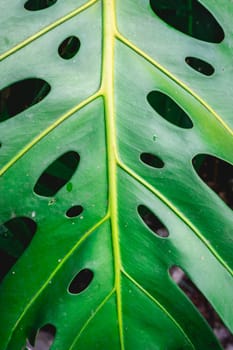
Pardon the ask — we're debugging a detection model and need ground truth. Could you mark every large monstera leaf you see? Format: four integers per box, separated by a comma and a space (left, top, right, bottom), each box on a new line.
0, 0, 233, 349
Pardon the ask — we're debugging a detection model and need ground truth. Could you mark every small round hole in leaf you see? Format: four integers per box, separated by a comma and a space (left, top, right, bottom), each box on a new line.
147, 91, 193, 129
24, 0, 57, 11
58, 36, 81, 60
68, 268, 94, 294
140, 152, 164, 168
66, 205, 83, 218
138, 205, 169, 237
185, 57, 215, 76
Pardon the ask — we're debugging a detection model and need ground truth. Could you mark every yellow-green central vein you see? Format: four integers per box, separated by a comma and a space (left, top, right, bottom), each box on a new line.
101, 0, 124, 348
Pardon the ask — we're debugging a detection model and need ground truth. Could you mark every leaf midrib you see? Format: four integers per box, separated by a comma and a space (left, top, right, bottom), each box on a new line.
101, 0, 124, 347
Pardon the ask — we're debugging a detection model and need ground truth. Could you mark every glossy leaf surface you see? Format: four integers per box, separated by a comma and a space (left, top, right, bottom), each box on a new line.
0, 1, 233, 349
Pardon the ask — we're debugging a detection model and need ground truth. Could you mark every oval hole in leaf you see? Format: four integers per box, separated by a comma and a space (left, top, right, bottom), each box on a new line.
138, 205, 169, 237
58, 36, 81, 60
0, 78, 51, 122
68, 268, 94, 294
66, 205, 83, 218
0, 217, 37, 280
169, 266, 233, 347
26, 324, 56, 350
192, 154, 233, 209
24, 0, 57, 11
149, 0, 224, 43
147, 91, 193, 129
140, 152, 164, 168
34, 151, 80, 197
185, 57, 215, 76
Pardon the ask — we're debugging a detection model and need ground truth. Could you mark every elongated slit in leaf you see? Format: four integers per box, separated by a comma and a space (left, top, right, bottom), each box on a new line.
34, 151, 80, 197
68, 268, 94, 294
192, 154, 233, 209
185, 57, 215, 76
66, 205, 83, 218
0, 78, 51, 122
169, 266, 233, 347
24, 0, 57, 11
140, 152, 164, 168
138, 205, 169, 237
147, 90, 193, 128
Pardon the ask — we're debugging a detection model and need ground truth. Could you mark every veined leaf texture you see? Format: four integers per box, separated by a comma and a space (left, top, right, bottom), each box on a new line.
0, 1, 233, 349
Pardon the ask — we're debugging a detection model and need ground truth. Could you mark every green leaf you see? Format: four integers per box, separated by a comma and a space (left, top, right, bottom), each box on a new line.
0, 1, 233, 349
